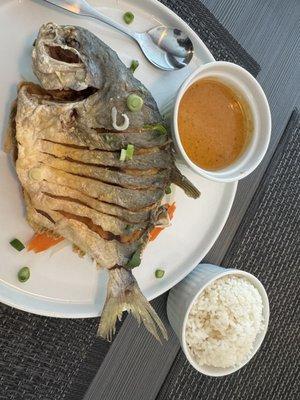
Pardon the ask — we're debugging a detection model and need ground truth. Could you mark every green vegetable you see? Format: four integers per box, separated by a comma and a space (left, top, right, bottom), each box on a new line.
126, 144, 134, 160
120, 144, 135, 161
126, 247, 142, 269
123, 11, 134, 24
143, 123, 168, 135
18, 266, 30, 283
127, 94, 144, 112
155, 269, 165, 279
130, 60, 139, 73
9, 238, 25, 252
165, 186, 172, 195
120, 148, 127, 161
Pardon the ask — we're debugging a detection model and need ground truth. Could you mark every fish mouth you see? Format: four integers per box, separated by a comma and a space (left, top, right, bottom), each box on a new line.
20, 81, 97, 103
45, 44, 81, 64
39, 22, 82, 65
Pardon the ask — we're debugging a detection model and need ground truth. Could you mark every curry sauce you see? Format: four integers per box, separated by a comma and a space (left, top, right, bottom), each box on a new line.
178, 78, 251, 170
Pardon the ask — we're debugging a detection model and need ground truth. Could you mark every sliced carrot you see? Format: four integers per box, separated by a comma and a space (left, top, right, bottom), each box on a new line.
27, 233, 64, 253
167, 202, 176, 220
149, 202, 176, 242
149, 226, 164, 242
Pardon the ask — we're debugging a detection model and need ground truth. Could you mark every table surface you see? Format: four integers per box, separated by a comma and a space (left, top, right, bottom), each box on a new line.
83, 0, 300, 399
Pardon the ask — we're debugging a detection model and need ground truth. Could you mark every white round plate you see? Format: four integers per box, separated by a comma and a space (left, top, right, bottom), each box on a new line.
0, 0, 237, 317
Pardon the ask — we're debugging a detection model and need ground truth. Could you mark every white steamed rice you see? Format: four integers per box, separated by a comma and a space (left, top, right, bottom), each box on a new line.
185, 275, 264, 368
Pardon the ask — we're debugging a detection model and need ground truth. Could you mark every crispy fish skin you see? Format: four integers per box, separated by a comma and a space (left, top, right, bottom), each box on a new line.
13, 23, 200, 342
73, 127, 171, 151
33, 181, 155, 224
28, 192, 147, 236
38, 140, 172, 170
36, 153, 169, 189
17, 164, 164, 210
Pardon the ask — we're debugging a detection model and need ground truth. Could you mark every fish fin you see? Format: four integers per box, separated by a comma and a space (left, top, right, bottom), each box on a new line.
171, 167, 201, 199
97, 267, 168, 342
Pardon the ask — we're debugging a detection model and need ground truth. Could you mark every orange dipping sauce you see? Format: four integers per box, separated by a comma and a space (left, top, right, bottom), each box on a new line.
178, 78, 252, 171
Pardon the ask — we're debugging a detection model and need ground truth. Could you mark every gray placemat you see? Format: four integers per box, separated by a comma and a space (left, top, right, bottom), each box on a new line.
0, 1, 260, 399
157, 109, 300, 400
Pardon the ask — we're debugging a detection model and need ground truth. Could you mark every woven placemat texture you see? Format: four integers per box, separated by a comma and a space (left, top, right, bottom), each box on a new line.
0, 2, 260, 399
157, 109, 300, 400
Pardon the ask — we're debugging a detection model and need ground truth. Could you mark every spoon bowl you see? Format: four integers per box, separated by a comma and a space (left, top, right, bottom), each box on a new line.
143, 26, 194, 70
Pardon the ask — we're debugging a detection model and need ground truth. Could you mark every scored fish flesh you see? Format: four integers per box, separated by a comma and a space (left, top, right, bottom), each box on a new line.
9, 23, 200, 341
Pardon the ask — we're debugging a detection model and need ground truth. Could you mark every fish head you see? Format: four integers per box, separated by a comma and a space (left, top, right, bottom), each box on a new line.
32, 22, 89, 91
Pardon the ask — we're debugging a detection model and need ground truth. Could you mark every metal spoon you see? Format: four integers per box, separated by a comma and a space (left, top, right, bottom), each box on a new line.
42, 0, 194, 70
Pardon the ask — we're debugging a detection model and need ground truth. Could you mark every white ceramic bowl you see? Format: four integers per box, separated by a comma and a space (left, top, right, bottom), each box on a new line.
171, 61, 271, 182
167, 264, 270, 376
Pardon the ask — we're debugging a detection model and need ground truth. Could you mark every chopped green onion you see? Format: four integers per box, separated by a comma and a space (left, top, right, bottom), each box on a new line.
165, 186, 172, 195
130, 60, 139, 73
9, 238, 25, 252
120, 148, 127, 161
126, 144, 134, 160
127, 94, 143, 112
18, 266, 30, 283
144, 123, 168, 135
123, 11, 134, 24
126, 247, 142, 269
120, 144, 135, 162
155, 269, 165, 279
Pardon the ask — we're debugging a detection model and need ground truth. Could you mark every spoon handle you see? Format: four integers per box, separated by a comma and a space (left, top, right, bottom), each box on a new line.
44, 0, 138, 40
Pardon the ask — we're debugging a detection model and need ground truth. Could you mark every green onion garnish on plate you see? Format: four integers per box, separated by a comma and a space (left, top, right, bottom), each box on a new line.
123, 11, 134, 25
130, 60, 139, 73
120, 148, 127, 161
155, 269, 165, 279
126, 144, 134, 160
120, 144, 135, 161
18, 266, 30, 283
165, 186, 172, 195
127, 94, 143, 112
144, 123, 168, 135
9, 238, 25, 252
126, 247, 142, 269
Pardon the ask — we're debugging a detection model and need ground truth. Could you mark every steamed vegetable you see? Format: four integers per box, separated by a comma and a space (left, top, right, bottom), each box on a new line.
165, 186, 172, 195
130, 60, 139, 73
155, 269, 165, 279
10, 238, 25, 252
18, 266, 30, 283
27, 233, 64, 253
123, 12, 134, 24
127, 94, 143, 112
143, 123, 168, 135
120, 144, 135, 161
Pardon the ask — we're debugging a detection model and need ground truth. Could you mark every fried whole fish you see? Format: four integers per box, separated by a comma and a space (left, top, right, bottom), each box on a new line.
11, 23, 200, 341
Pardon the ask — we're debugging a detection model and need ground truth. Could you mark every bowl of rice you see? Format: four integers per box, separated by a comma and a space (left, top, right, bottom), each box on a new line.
167, 264, 269, 376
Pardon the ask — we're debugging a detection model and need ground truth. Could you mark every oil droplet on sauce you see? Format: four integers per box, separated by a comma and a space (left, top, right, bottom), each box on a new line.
178, 78, 252, 171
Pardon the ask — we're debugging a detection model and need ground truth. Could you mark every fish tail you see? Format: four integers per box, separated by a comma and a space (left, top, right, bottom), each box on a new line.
171, 166, 201, 199
97, 267, 168, 342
